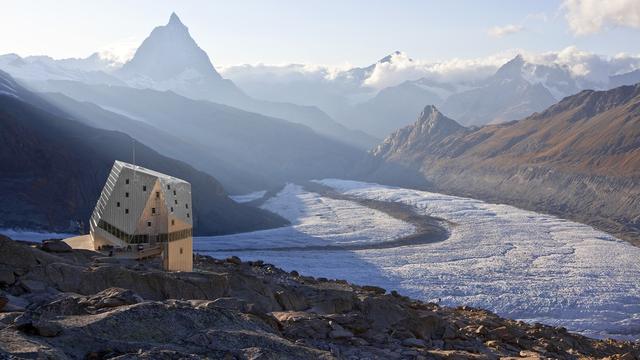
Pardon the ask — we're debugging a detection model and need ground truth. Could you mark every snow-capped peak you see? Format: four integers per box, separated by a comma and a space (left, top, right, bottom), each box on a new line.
118, 12, 222, 82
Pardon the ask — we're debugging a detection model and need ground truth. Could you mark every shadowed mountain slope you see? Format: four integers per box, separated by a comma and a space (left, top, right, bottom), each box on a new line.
42, 80, 369, 187
0, 70, 287, 235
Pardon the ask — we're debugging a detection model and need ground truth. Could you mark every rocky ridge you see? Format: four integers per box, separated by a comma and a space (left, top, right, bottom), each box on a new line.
372, 85, 640, 245
0, 235, 638, 359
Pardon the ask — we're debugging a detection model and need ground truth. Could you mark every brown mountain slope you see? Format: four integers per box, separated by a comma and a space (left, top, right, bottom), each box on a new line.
372, 84, 640, 245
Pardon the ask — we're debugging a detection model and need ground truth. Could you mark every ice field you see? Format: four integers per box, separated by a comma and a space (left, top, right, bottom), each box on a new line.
200, 180, 640, 339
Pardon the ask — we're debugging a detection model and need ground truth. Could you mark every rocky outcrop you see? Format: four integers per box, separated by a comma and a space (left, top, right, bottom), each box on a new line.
372, 85, 640, 246
0, 235, 638, 359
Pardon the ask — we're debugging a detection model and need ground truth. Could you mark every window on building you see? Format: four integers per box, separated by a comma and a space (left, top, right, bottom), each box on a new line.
155, 191, 160, 198
125, 179, 130, 185
142, 185, 146, 191
175, 200, 178, 205
116, 202, 120, 207
171, 219, 175, 226
147, 221, 151, 227
173, 190, 176, 196
185, 203, 189, 209
125, 192, 129, 198
125, 209, 129, 214
187, 213, 190, 218
167, 185, 171, 190
170, 207, 173, 212
151, 208, 156, 214
180, 247, 183, 255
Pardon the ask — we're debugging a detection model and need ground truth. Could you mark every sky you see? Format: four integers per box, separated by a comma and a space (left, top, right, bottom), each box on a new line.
1, 0, 639, 67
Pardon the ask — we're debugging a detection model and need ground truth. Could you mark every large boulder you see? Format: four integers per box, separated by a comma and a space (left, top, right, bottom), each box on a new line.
0, 265, 15, 286
307, 289, 356, 314
0, 294, 29, 312
80, 288, 143, 310
41, 240, 72, 253
272, 311, 331, 339
275, 290, 309, 311
406, 313, 446, 340
360, 296, 407, 330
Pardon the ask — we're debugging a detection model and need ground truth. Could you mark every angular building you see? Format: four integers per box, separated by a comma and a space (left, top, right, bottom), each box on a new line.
89, 160, 193, 271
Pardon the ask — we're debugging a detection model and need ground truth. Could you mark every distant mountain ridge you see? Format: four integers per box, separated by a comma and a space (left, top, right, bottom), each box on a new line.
440, 55, 559, 126
0, 14, 377, 150
227, 52, 640, 137
0, 70, 287, 235
371, 85, 640, 245
41, 80, 369, 193
114, 13, 377, 149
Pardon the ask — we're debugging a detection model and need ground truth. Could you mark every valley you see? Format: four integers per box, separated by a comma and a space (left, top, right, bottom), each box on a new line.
196, 180, 640, 341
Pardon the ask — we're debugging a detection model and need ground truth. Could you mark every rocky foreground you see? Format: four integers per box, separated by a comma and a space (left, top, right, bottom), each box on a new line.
0, 236, 638, 359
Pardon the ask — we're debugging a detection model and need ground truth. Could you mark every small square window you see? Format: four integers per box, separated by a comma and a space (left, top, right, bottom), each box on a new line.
171, 219, 175, 226
170, 207, 174, 212
125, 192, 129, 198
187, 213, 190, 218
125, 209, 129, 214
180, 247, 183, 255
167, 185, 171, 190
151, 207, 156, 214
185, 203, 189, 209
174, 200, 178, 205
156, 191, 160, 198
125, 179, 130, 185
142, 185, 147, 191
173, 190, 176, 196
116, 202, 120, 207
147, 221, 151, 227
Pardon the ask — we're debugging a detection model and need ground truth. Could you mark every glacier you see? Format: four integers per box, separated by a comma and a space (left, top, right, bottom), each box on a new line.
230, 190, 267, 204
195, 180, 640, 340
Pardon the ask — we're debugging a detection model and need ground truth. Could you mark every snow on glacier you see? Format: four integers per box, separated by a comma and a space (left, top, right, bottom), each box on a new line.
230, 190, 267, 203
195, 180, 640, 340
196, 183, 415, 251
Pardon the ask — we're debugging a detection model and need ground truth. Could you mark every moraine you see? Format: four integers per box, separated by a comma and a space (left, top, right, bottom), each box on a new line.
195, 179, 640, 341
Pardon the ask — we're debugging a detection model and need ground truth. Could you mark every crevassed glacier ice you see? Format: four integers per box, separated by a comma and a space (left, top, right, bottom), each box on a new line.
196, 180, 640, 340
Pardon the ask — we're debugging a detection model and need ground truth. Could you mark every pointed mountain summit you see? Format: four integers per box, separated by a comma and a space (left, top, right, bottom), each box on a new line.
492, 54, 525, 80
119, 12, 223, 82
373, 105, 467, 158
168, 12, 184, 27
413, 105, 466, 138
441, 54, 557, 126
112, 13, 376, 149
378, 51, 412, 64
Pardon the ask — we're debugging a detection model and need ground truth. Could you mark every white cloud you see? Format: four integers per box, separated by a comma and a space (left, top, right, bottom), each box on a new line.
219, 62, 355, 84
487, 24, 525, 38
97, 37, 140, 65
521, 46, 640, 83
563, 0, 640, 35
362, 50, 519, 89
221, 47, 640, 91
